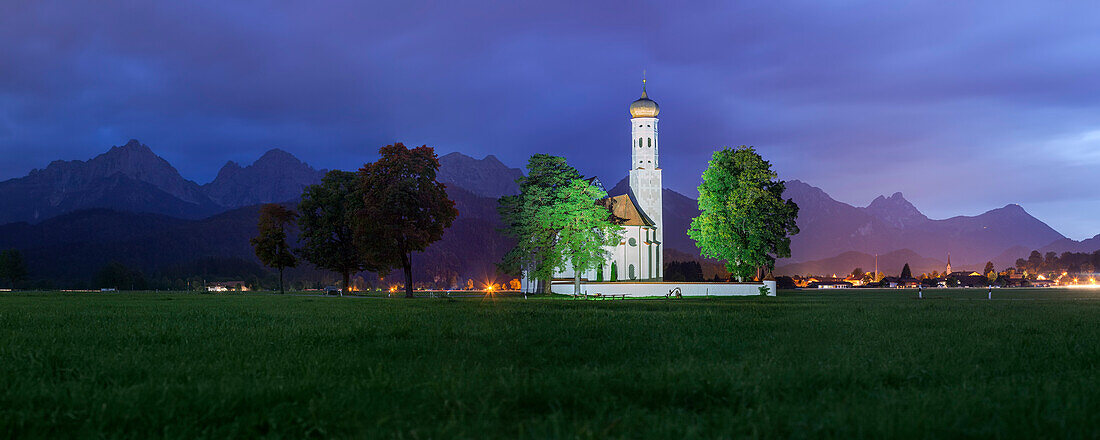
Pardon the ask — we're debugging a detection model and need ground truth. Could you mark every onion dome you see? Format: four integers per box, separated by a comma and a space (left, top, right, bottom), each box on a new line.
629, 81, 659, 118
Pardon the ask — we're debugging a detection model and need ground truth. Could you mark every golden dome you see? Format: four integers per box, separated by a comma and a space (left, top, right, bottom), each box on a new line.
629, 83, 659, 118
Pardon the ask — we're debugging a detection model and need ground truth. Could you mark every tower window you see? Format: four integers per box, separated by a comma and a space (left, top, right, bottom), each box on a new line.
648, 138, 652, 148
638, 138, 643, 148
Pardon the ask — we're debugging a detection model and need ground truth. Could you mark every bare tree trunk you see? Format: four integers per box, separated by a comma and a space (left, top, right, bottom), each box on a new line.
403, 252, 414, 298
342, 271, 350, 297
573, 268, 581, 296
279, 266, 285, 294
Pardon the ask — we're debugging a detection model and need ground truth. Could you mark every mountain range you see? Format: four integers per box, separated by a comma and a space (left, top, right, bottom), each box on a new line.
1, 140, 1097, 284
0, 140, 325, 225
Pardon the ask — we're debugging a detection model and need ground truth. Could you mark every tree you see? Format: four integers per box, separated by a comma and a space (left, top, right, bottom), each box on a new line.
688, 146, 799, 281
251, 204, 298, 294
95, 261, 146, 290
548, 179, 622, 295
298, 170, 376, 296
983, 261, 996, 282
900, 263, 912, 279
0, 249, 29, 289
357, 143, 458, 298
498, 154, 582, 293
851, 267, 864, 278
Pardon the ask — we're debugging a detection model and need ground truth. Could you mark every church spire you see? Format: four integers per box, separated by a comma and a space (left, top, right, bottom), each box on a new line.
641, 71, 648, 98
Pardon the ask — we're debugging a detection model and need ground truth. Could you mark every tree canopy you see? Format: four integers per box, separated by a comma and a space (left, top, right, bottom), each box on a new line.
687, 146, 799, 281
0, 249, 28, 289
251, 204, 298, 294
548, 178, 621, 295
497, 154, 582, 292
298, 170, 374, 295
356, 143, 457, 298
901, 263, 913, 279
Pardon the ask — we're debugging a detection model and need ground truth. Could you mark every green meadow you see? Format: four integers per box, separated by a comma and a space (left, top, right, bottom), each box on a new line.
1, 289, 1099, 438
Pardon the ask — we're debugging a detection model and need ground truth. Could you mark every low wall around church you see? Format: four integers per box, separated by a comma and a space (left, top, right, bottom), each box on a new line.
548, 280, 777, 297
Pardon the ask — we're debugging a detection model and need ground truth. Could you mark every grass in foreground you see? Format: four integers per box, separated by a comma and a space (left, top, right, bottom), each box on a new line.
1, 289, 1099, 438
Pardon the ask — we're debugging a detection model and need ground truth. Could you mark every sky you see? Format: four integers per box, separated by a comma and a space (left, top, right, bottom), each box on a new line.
2, 1, 1099, 239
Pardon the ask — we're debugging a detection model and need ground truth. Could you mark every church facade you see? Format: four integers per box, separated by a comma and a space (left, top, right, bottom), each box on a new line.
548, 81, 665, 283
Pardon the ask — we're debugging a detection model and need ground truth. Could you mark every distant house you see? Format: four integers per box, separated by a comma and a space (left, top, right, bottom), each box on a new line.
207, 281, 248, 292
947, 272, 990, 287
807, 278, 852, 289
880, 277, 920, 288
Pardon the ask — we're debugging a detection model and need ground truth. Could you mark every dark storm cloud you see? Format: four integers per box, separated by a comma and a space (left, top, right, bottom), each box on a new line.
1, 1, 1099, 237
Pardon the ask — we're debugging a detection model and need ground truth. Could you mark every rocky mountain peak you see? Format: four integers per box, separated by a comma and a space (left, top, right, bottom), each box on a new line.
437, 152, 523, 199
201, 148, 325, 208
863, 191, 927, 229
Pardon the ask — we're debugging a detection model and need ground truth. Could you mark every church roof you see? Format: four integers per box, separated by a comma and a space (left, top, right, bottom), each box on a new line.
600, 193, 656, 227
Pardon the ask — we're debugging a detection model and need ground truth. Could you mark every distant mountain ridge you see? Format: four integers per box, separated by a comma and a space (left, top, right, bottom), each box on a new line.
436, 152, 523, 198
202, 148, 326, 208
0, 140, 223, 223
782, 180, 1066, 268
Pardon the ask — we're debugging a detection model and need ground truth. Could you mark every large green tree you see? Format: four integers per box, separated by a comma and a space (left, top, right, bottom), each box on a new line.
498, 154, 582, 293
688, 146, 799, 281
298, 170, 374, 295
548, 179, 622, 295
251, 204, 298, 294
0, 249, 28, 289
356, 143, 457, 298
901, 263, 913, 279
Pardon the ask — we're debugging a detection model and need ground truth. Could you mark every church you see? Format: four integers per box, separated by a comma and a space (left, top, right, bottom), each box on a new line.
549, 81, 665, 283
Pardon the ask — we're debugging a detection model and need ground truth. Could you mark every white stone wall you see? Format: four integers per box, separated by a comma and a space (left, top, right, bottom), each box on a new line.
549, 280, 778, 297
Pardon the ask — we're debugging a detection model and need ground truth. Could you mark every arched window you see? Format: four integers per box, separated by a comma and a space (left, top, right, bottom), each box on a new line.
629, 264, 636, 280
648, 138, 652, 148
638, 138, 643, 148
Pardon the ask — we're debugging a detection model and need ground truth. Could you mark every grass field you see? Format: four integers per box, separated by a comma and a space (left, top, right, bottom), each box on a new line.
2, 289, 1099, 438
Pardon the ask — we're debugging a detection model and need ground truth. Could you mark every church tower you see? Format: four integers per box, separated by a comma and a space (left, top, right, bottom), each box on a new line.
628, 79, 663, 279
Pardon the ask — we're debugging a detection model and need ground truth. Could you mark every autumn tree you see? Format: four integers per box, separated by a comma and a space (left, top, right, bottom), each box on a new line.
498, 154, 582, 293
984, 261, 997, 283
688, 146, 799, 281
251, 204, 298, 294
356, 143, 457, 298
298, 170, 375, 296
0, 249, 28, 289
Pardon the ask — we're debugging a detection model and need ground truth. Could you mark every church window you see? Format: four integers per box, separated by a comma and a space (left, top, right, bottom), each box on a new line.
648, 246, 652, 278
656, 245, 660, 277
628, 238, 637, 247
629, 264, 636, 280
647, 138, 652, 147
638, 138, 643, 148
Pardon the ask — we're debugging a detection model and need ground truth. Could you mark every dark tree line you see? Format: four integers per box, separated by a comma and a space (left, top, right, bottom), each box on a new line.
251, 142, 457, 297
1015, 250, 1100, 277
664, 261, 704, 282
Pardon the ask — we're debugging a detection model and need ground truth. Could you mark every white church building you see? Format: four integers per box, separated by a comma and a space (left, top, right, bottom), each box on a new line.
523, 81, 776, 297
539, 81, 666, 284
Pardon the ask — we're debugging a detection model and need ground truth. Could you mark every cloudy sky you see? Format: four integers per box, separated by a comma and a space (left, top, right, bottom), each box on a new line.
2, 1, 1099, 238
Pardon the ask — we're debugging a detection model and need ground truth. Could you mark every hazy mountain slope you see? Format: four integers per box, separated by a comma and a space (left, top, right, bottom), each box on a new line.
0, 185, 513, 286
437, 152, 523, 199
783, 180, 1065, 266
202, 149, 326, 207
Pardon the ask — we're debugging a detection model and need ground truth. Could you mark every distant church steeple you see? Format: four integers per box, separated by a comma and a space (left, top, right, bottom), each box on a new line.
946, 253, 952, 275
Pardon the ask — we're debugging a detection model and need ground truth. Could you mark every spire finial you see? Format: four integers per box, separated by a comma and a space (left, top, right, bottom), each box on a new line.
641, 70, 648, 98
